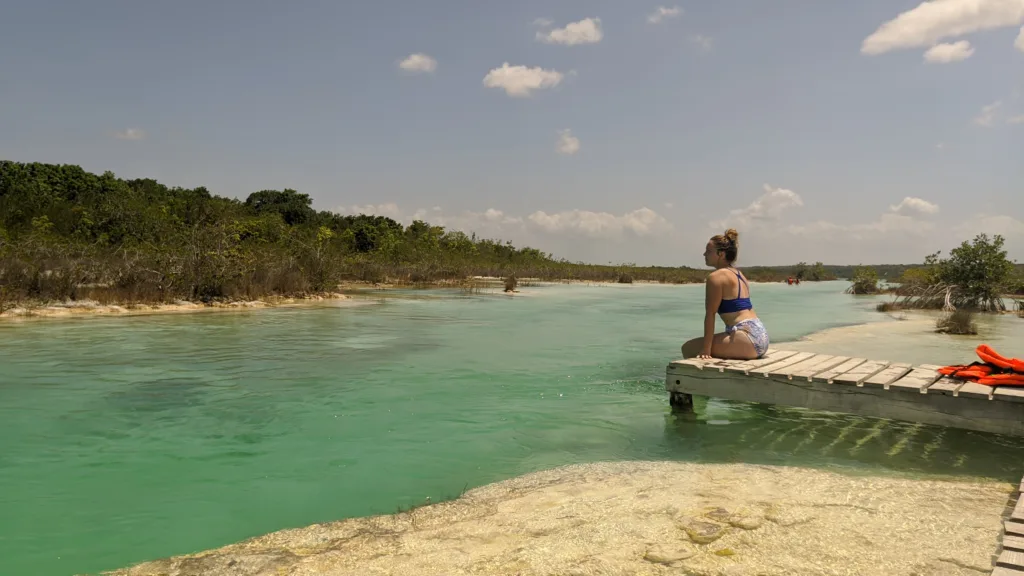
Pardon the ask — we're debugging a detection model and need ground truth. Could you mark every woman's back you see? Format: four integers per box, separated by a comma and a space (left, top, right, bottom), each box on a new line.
718, 268, 750, 301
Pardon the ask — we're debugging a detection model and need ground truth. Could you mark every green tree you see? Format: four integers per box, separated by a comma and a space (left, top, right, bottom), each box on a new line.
935, 234, 1014, 310
848, 266, 879, 294
808, 261, 832, 281
244, 189, 315, 225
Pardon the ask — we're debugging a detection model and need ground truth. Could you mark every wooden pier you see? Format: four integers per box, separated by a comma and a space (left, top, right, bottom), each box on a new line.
994, 478, 1024, 575
665, 349, 1024, 437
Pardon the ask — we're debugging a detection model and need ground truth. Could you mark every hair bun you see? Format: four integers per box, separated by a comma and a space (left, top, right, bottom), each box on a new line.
724, 228, 739, 244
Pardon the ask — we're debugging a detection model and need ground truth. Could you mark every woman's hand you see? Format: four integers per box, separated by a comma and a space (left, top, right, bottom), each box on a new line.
697, 349, 714, 360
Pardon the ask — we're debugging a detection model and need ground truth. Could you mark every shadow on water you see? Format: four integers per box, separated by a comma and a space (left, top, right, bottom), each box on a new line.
661, 396, 1024, 483
103, 378, 210, 414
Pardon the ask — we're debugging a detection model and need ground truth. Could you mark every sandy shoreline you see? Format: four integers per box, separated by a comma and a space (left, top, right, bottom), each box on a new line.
780, 309, 1024, 366
103, 460, 1007, 576
2, 276, 815, 323
0, 293, 356, 322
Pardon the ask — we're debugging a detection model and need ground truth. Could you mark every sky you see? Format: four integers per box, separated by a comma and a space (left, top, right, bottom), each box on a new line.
1, 0, 1022, 267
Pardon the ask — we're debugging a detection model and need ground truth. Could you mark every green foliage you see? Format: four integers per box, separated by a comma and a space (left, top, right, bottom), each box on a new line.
244, 189, 315, 226
847, 266, 880, 295
897, 266, 937, 288
789, 261, 836, 281
933, 234, 1014, 310
0, 160, 724, 304
8, 160, 1007, 310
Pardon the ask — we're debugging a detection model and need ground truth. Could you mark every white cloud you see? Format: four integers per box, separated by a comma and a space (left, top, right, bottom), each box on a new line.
336, 202, 671, 241
1017, 25, 1024, 50
398, 53, 437, 73
691, 35, 714, 52
954, 213, 1024, 238
711, 184, 804, 229
1008, 114, 1024, 123
923, 40, 975, 62
341, 203, 404, 221
889, 197, 940, 215
113, 128, 145, 141
532, 17, 554, 28
788, 212, 938, 239
648, 6, 682, 24
555, 129, 580, 155
782, 198, 941, 243
482, 63, 564, 97
528, 207, 671, 237
953, 213, 1024, 255
536, 18, 603, 45
862, 0, 1024, 55
974, 100, 1002, 126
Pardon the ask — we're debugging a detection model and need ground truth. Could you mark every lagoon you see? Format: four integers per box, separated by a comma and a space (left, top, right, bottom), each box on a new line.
2, 280, 1024, 575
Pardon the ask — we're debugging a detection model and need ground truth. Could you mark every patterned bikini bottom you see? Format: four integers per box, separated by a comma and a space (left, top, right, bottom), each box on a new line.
726, 318, 770, 358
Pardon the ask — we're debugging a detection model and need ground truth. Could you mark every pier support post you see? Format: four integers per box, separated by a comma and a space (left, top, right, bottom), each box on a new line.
669, 391, 694, 412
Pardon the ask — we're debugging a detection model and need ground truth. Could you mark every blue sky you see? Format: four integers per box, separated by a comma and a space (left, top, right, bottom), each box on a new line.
1, 0, 1022, 266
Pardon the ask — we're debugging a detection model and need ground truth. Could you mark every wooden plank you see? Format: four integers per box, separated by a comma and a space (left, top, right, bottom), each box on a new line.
860, 363, 911, 389
924, 364, 967, 394
772, 355, 836, 379
665, 367, 1024, 437
922, 376, 962, 395
997, 549, 1024, 570
887, 367, 943, 393
812, 358, 867, 383
1012, 498, 1024, 522
668, 358, 733, 372
724, 350, 800, 374
831, 360, 889, 386
1004, 535, 1024, 552
752, 352, 817, 377
995, 387, 1024, 404
790, 356, 850, 381
667, 350, 795, 375
992, 567, 1024, 576
1007, 521, 1024, 537
955, 380, 994, 400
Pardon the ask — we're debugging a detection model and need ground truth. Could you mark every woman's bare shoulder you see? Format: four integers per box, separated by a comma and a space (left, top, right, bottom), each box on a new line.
705, 269, 730, 285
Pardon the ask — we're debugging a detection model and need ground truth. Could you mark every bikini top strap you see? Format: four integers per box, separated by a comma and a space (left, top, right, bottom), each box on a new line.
731, 268, 747, 298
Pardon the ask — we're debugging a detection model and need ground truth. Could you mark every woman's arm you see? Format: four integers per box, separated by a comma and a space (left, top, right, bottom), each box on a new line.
700, 274, 722, 358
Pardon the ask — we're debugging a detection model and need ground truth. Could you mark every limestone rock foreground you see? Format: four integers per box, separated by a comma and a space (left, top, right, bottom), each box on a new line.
104, 461, 1009, 576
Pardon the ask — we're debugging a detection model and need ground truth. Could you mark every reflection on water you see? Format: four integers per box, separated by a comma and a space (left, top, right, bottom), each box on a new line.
1, 281, 1022, 575
663, 398, 1023, 481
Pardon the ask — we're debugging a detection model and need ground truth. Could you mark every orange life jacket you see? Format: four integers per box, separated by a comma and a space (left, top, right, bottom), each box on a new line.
938, 344, 1024, 386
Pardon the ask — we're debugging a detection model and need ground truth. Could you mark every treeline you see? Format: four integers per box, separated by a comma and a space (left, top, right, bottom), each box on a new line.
3, 160, 998, 308
0, 161, 759, 306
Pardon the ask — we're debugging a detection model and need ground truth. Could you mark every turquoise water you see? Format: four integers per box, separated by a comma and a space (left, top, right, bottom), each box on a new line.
2, 281, 1024, 576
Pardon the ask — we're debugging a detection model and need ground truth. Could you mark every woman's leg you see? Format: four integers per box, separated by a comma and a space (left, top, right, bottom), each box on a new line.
681, 331, 758, 360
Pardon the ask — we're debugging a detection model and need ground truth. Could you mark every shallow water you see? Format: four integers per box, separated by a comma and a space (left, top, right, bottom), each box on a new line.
2, 281, 1023, 575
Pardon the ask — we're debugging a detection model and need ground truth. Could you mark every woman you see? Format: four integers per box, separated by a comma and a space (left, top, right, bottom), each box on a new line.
681, 229, 769, 360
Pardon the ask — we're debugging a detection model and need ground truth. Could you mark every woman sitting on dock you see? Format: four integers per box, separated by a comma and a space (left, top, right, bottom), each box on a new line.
681, 229, 769, 360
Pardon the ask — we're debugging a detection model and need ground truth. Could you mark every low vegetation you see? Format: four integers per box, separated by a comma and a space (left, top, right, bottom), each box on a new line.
846, 266, 881, 295
3, 161, 1010, 313
885, 234, 1015, 313
936, 309, 978, 335
0, 161, 718, 309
